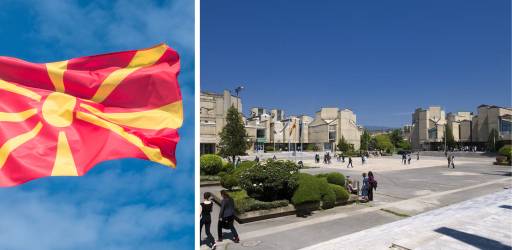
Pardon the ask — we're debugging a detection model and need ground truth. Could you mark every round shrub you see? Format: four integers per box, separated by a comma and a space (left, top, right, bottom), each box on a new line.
326, 172, 345, 187
220, 174, 238, 190
240, 160, 300, 201
292, 173, 321, 205
200, 154, 223, 175
499, 145, 512, 160
318, 178, 336, 209
329, 184, 349, 202
222, 162, 235, 173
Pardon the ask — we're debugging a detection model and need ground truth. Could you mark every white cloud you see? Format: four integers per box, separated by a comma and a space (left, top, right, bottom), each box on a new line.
25, 0, 194, 57
0, 164, 194, 250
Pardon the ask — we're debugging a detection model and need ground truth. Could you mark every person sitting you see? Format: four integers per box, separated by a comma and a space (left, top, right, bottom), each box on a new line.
347, 180, 358, 195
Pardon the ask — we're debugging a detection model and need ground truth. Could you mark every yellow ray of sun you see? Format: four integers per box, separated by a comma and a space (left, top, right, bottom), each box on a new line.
51, 131, 78, 176
0, 79, 41, 101
0, 122, 43, 169
46, 60, 68, 93
0, 109, 38, 122
76, 111, 175, 167
90, 44, 168, 103
79, 100, 183, 130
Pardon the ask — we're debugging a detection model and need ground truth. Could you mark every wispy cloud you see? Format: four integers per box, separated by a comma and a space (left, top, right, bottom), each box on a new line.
23, 0, 194, 59
0, 162, 194, 250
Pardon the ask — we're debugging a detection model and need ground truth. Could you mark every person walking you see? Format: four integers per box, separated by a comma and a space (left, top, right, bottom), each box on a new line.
347, 157, 353, 168
401, 153, 406, 165
272, 155, 277, 160
200, 192, 216, 249
407, 154, 411, 165
368, 171, 377, 201
361, 172, 369, 201
342, 154, 345, 163
416, 152, 420, 160
218, 190, 239, 243
449, 155, 455, 168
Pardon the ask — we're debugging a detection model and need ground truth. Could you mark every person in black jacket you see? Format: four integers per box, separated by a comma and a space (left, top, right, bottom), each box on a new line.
217, 190, 239, 243
200, 192, 216, 249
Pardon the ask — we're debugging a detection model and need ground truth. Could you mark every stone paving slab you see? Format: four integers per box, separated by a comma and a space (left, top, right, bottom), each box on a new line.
302, 189, 512, 250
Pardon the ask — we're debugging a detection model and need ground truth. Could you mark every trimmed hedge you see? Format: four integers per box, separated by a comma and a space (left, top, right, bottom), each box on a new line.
292, 173, 321, 205
329, 184, 349, 202
229, 190, 289, 214
326, 172, 345, 187
200, 154, 223, 175
220, 174, 238, 190
318, 178, 336, 209
315, 172, 346, 187
499, 145, 512, 160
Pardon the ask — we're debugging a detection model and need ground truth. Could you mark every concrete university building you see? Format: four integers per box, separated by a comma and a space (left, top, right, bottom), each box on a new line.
410, 105, 512, 150
199, 90, 363, 154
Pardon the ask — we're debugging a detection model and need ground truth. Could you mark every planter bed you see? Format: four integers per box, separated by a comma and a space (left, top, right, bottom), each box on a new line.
212, 191, 359, 223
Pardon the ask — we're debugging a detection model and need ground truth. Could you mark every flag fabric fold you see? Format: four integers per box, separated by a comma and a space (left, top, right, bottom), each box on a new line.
0, 43, 183, 187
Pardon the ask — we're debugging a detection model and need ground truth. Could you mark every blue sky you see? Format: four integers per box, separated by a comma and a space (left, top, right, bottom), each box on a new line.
201, 0, 511, 127
0, 0, 194, 249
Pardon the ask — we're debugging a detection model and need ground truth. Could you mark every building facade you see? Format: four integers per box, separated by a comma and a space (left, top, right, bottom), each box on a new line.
199, 90, 242, 154
308, 108, 362, 151
410, 105, 512, 150
410, 106, 446, 150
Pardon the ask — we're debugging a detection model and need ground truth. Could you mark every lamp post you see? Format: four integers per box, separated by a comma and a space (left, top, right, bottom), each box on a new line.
233, 86, 244, 113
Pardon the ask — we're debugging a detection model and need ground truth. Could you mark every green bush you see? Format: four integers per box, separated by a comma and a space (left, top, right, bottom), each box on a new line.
200, 175, 221, 181
239, 160, 300, 201
326, 172, 345, 187
318, 178, 336, 209
264, 145, 274, 152
220, 174, 238, 190
200, 154, 223, 175
499, 145, 512, 160
292, 173, 321, 205
222, 162, 235, 173
329, 184, 349, 202
229, 190, 289, 214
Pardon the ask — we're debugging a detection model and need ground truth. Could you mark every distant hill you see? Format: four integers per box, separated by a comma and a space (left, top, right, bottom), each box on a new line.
363, 126, 398, 132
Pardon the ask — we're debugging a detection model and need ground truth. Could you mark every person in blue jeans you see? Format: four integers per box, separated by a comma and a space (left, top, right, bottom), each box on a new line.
218, 190, 239, 243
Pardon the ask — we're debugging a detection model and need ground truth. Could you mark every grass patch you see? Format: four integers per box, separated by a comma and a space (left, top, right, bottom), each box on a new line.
380, 208, 410, 217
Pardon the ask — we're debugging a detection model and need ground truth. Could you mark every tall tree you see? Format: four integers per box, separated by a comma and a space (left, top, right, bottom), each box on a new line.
487, 128, 499, 152
218, 106, 248, 162
389, 129, 403, 148
337, 136, 350, 153
360, 130, 371, 151
444, 125, 456, 150
374, 134, 394, 153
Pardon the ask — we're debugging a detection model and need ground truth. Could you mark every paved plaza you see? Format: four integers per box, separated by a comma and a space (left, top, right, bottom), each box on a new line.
200, 153, 511, 250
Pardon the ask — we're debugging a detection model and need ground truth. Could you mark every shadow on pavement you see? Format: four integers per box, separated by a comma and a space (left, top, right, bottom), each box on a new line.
479, 170, 512, 177
434, 227, 511, 250
499, 205, 512, 210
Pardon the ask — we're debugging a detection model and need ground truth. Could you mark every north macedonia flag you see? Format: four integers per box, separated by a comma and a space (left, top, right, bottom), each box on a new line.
0, 44, 183, 187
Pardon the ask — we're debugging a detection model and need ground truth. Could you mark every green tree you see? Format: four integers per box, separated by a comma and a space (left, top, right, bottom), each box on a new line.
337, 136, 350, 153
389, 129, 403, 148
360, 130, 371, 151
374, 134, 394, 153
487, 128, 499, 152
444, 125, 456, 150
218, 106, 248, 162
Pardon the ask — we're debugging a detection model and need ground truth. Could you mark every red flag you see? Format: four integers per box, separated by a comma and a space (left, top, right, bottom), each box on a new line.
0, 44, 183, 187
